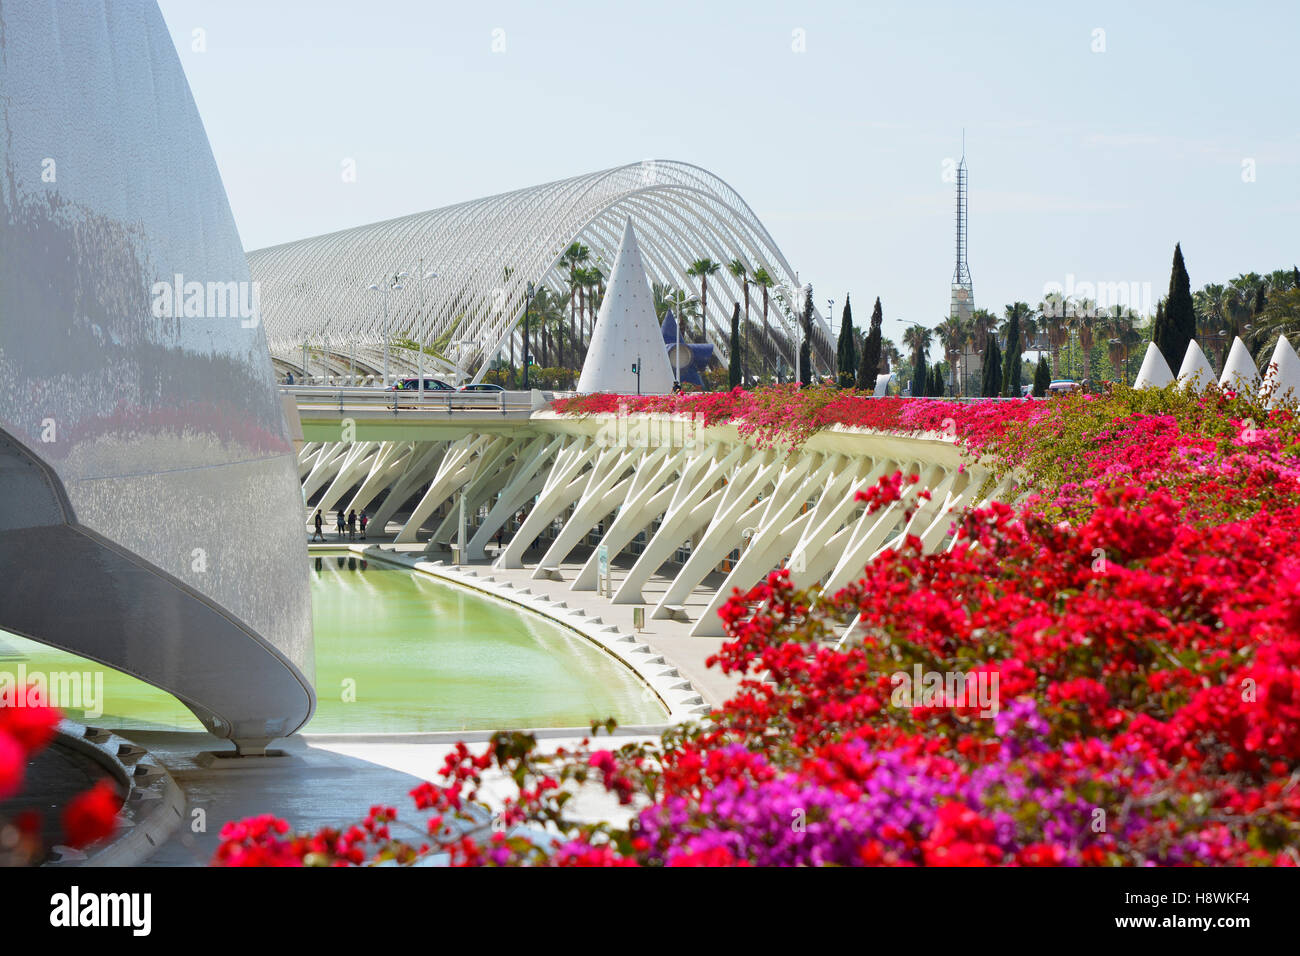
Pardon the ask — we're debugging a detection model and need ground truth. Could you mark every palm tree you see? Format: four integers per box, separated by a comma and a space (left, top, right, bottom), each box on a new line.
901, 324, 932, 395
935, 315, 967, 394
880, 337, 901, 372
729, 258, 751, 382
562, 242, 590, 362
586, 265, 604, 335
752, 267, 775, 379
686, 258, 721, 342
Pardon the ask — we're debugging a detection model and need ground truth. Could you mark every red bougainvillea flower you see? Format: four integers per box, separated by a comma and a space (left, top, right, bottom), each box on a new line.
62, 779, 120, 849
0, 730, 25, 800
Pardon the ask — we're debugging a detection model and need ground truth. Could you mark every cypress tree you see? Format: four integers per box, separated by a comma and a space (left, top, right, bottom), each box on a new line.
1154, 243, 1195, 369
1032, 355, 1050, 396
836, 295, 857, 387
982, 335, 1002, 397
1001, 310, 1022, 397
857, 297, 883, 391
913, 346, 927, 397
1293, 265, 1299, 289
728, 302, 743, 389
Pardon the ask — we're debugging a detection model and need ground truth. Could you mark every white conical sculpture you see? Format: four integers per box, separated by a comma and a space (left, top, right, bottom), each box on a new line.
1133, 342, 1174, 389
576, 219, 675, 395
1263, 334, 1300, 408
1176, 339, 1215, 392
1218, 336, 1260, 393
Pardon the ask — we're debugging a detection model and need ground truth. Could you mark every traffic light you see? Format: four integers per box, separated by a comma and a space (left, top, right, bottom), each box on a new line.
631, 362, 639, 374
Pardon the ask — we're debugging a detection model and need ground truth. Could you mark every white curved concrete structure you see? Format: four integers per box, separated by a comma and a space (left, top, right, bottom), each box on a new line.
296, 407, 1011, 639
1134, 342, 1175, 389
249, 162, 834, 381
1219, 337, 1261, 392
1176, 340, 1215, 391
0, 1, 314, 753
1263, 335, 1300, 408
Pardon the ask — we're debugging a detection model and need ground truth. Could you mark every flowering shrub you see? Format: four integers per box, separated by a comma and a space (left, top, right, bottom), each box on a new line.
217, 383, 1300, 866
1, 689, 120, 865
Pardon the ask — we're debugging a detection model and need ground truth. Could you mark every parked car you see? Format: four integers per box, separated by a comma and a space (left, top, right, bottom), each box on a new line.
459, 383, 505, 392
385, 378, 454, 392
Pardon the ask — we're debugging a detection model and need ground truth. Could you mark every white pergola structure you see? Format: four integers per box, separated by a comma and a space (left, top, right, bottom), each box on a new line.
250, 161, 834, 383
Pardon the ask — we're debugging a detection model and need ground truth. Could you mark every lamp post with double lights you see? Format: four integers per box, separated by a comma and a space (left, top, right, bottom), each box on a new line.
411, 261, 438, 400
522, 281, 535, 390
366, 270, 409, 388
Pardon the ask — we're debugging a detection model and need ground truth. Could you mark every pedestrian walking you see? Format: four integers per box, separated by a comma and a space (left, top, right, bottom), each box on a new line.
336, 509, 346, 539
360, 512, 368, 540
312, 509, 323, 542
347, 509, 357, 541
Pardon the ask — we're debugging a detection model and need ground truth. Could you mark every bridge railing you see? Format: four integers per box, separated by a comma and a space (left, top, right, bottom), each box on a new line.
282, 385, 548, 413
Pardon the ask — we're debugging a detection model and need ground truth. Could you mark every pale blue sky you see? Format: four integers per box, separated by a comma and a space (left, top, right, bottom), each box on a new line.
158, 0, 1299, 350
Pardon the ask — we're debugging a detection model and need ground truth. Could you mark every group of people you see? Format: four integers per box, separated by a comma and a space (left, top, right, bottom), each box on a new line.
311, 508, 369, 542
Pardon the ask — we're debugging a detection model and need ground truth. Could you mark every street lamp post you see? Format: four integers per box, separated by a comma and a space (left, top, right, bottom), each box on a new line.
366, 271, 409, 388
523, 281, 534, 390
412, 261, 438, 400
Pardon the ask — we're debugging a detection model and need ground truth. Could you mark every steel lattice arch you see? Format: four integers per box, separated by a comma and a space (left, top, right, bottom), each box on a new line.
249, 161, 834, 383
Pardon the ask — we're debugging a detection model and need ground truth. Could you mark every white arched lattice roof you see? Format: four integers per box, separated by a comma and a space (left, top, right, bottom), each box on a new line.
249, 160, 833, 382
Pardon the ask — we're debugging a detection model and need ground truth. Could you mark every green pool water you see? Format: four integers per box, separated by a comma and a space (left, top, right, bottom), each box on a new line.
0, 552, 665, 733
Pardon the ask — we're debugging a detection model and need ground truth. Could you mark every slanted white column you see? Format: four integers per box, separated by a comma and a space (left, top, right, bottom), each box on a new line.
368, 441, 449, 534
301, 443, 352, 501
468, 435, 564, 558
685, 453, 841, 633
651, 448, 785, 610
613, 442, 744, 603
495, 437, 598, 569
571, 443, 679, 590
314, 441, 380, 517
346, 441, 415, 516
396, 434, 504, 543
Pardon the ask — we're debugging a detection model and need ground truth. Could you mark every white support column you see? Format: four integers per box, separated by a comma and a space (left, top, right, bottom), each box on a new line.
301, 443, 352, 502
467, 435, 564, 559
345, 441, 414, 516
651, 448, 784, 610
494, 436, 598, 569
534, 441, 679, 578
314, 441, 380, 517
368, 441, 450, 535
687, 454, 841, 635
571, 443, 681, 590
396, 433, 498, 543
613, 442, 744, 603
785, 456, 881, 589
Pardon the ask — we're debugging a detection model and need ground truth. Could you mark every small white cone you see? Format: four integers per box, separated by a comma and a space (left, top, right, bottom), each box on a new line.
1263, 334, 1300, 408
1176, 339, 1215, 392
1218, 336, 1261, 393
575, 218, 675, 395
1133, 342, 1174, 389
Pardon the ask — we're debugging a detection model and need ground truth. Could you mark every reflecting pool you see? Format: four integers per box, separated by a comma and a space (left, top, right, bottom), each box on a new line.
0, 552, 665, 733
